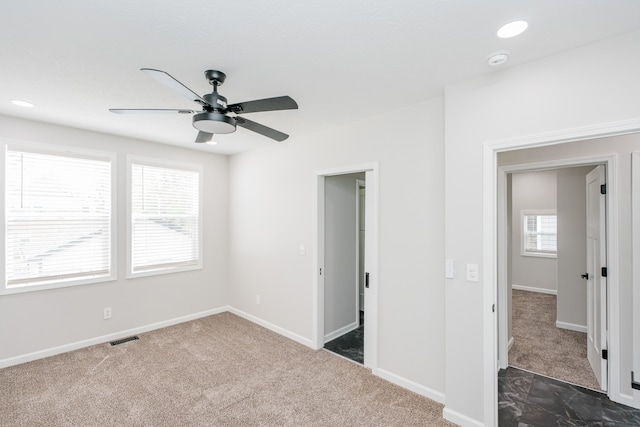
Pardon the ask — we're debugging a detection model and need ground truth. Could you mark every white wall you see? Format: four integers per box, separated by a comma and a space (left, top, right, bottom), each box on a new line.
445, 29, 640, 424
0, 115, 229, 364
324, 173, 363, 340
229, 98, 446, 398
510, 170, 558, 293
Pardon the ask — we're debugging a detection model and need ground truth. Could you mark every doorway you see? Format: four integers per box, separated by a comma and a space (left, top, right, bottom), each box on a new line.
322, 173, 365, 363
313, 163, 379, 370
501, 165, 606, 391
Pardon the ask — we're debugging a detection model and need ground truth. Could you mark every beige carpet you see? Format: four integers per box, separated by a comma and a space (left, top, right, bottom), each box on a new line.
508, 289, 601, 391
0, 312, 455, 427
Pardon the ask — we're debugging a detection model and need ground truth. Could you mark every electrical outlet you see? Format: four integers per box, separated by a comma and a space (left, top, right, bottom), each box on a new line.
104, 307, 112, 319
256, 295, 261, 305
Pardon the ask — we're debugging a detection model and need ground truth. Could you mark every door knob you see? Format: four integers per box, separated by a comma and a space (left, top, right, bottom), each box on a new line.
581, 273, 589, 280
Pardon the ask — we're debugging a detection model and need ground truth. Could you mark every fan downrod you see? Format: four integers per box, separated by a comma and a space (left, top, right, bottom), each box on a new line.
205, 70, 226, 87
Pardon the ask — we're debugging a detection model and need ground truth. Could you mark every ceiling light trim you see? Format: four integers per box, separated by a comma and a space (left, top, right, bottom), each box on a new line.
497, 20, 528, 38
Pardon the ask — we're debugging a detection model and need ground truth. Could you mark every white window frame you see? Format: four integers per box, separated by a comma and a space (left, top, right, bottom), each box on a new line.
1, 140, 117, 295
521, 209, 557, 259
126, 156, 203, 279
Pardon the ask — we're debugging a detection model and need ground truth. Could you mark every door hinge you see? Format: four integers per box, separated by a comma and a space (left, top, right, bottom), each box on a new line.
365, 272, 370, 288
601, 267, 608, 277
632, 372, 640, 391
600, 184, 606, 194
602, 349, 608, 360
319, 268, 322, 276
492, 304, 495, 313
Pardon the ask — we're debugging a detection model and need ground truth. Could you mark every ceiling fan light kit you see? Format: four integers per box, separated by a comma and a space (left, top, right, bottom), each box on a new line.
110, 68, 298, 144
193, 112, 236, 134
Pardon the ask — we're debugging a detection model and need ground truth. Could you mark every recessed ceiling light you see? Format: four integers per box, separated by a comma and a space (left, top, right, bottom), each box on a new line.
497, 20, 528, 38
205, 140, 218, 145
487, 51, 509, 66
10, 99, 35, 108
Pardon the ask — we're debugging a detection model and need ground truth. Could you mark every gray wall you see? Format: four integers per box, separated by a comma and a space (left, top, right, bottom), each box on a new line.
229, 97, 446, 401
510, 170, 558, 293
556, 166, 593, 330
324, 173, 364, 340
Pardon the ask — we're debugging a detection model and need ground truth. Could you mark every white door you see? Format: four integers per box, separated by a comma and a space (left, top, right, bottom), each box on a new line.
586, 165, 607, 391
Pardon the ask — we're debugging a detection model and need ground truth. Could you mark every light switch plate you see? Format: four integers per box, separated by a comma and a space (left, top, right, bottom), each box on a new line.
466, 263, 479, 282
445, 259, 454, 279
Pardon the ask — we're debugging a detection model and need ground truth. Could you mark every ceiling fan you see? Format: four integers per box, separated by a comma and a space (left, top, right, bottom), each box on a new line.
109, 68, 298, 143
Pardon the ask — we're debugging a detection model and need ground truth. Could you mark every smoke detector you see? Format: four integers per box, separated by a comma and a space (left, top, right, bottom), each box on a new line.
487, 51, 509, 67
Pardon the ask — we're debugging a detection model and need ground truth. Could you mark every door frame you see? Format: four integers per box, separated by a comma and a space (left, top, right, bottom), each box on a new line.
313, 162, 379, 370
355, 179, 366, 317
484, 118, 640, 426
632, 152, 640, 407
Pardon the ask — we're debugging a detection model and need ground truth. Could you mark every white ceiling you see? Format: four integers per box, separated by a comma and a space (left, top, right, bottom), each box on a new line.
2, 0, 640, 155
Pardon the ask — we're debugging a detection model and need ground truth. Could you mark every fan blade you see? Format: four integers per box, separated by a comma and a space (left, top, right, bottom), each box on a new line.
109, 108, 195, 114
195, 131, 214, 143
235, 117, 289, 142
140, 68, 209, 106
228, 96, 298, 114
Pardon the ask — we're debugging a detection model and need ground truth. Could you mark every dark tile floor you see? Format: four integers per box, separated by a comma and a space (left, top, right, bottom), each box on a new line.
499, 366, 640, 426
324, 311, 364, 364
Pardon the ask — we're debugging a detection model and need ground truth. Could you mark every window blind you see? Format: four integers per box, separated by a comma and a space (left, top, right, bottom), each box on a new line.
524, 214, 557, 254
6, 148, 112, 287
131, 162, 200, 273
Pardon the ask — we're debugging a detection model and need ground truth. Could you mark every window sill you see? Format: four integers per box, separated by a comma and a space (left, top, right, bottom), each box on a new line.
0, 274, 117, 296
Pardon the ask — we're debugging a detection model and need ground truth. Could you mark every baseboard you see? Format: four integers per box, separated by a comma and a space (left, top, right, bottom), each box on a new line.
512, 284, 557, 295
227, 307, 314, 349
555, 320, 587, 333
324, 321, 358, 343
0, 306, 228, 369
443, 407, 484, 427
374, 367, 445, 404
508, 336, 515, 351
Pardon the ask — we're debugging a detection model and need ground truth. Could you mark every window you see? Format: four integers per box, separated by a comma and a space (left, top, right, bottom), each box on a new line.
3, 143, 115, 293
129, 157, 202, 277
522, 210, 557, 258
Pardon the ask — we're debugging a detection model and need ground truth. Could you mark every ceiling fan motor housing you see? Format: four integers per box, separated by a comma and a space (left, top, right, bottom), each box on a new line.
203, 93, 229, 111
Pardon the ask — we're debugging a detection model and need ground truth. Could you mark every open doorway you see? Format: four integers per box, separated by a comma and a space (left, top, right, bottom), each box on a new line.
313, 163, 379, 370
322, 173, 365, 364
502, 165, 605, 391
485, 127, 640, 426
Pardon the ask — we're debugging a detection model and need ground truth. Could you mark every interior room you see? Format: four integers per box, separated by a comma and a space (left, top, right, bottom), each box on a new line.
2, 2, 640, 426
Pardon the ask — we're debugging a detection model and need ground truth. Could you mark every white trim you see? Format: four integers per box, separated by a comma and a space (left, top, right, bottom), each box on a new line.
228, 307, 314, 348
375, 368, 445, 404
632, 151, 640, 408
512, 284, 557, 295
0, 306, 228, 369
313, 162, 379, 372
556, 321, 587, 333
324, 321, 359, 343
443, 407, 484, 427
486, 118, 640, 424
482, 142, 498, 427
508, 336, 514, 351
